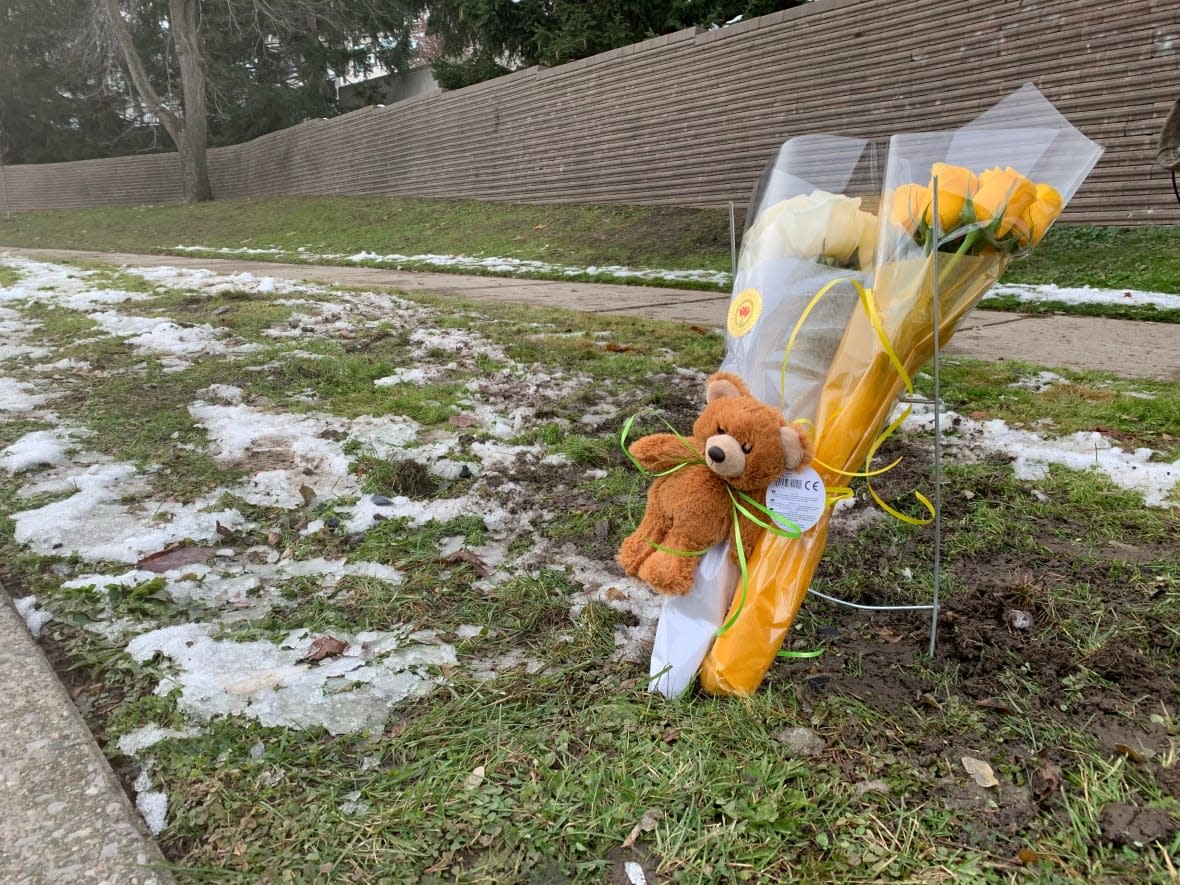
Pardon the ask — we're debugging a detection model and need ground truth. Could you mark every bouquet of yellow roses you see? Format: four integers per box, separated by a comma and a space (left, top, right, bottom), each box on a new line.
685, 84, 1102, 696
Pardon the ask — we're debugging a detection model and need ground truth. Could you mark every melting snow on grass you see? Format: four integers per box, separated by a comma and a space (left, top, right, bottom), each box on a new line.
3, 253, 1178, 837
12, 460, 245, 562
171, 244, 733, 287
1, 429, 71, 473
126, 623, 455, 735
986, 282, 1180, 311
906, 404, 1179, 507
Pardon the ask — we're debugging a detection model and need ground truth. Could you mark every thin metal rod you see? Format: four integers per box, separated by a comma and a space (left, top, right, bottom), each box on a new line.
810, 589, 935, 613
728, 201, 737, 278
929, 177, 943, 657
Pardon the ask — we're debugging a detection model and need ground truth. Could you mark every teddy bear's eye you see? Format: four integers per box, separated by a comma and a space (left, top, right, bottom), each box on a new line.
740, 442, 753, 454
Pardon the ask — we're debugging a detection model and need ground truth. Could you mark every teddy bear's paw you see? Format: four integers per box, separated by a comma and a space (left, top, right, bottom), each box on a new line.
638, 552, 697, 596
617, 534, 656, 575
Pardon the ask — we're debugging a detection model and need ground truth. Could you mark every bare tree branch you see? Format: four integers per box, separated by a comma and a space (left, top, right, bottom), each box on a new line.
100, 0, 183, 147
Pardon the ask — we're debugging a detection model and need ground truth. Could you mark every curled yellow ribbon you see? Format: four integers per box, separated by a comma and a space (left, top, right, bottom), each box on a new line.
779, 277, 934, 525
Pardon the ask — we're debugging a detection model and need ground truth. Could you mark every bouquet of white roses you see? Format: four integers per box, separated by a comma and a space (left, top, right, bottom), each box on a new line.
649, 134, 880, 697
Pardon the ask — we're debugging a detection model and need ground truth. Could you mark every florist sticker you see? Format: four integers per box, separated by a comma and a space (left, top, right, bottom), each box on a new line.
727, 288, 762, 338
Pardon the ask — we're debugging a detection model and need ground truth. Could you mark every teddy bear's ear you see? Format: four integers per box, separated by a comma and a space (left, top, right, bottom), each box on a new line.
706, 371, 749, 403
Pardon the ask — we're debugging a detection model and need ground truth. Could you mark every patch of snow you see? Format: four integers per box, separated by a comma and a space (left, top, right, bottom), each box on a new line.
117, 724, 200, 757
1, 429, 70, 473
470, 440, 544, 470
199, 384, 244, 404
14, 595, 52, 637
374, 367, 430, 387
0, 307, 50, 361
987, 283, 1180, 311
166, 245, 735, 287
12, 462, 244, 563
122, 264, 318, 298
126, 623, 455, 735
1008, 371, 1067, 392
0, 376, 49, 412
410, 326, 508, 362
87, 311, 255, 369
905, 406, 1179, 507
132, 769, 169, 835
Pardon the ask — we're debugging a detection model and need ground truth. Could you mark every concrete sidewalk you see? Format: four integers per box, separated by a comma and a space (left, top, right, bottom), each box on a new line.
7, 247, 1179, 381
0, 583, 171, 884
0, 246, 1177, 883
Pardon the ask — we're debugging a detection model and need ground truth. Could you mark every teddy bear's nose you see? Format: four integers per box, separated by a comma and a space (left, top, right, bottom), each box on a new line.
707, 446, 726, 463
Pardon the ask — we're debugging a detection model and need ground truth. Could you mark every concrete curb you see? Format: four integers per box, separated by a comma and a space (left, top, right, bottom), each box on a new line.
0, 582, 173, 884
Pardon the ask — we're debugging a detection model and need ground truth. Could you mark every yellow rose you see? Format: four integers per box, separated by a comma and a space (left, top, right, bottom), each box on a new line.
1023, 197, 1061, 246
972, 166, 1038, 238
1035, 182, 1063, 211
889, 183, 930, 233
923, 163, 977, 234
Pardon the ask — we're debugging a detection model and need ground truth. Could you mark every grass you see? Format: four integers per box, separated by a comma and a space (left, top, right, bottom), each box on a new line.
1, 255, 1178, 881
2, 196, 1178, 315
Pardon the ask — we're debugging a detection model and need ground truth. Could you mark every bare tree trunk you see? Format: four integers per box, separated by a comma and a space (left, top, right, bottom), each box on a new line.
101, 0, 212, 203
170, 0, 213, 202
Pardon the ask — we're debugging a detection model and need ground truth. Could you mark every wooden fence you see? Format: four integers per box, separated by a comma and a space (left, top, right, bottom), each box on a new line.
3, 0, 1178, 224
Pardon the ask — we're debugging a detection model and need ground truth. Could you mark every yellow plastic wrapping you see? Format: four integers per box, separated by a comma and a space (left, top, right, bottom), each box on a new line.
700, 253, 1003, 695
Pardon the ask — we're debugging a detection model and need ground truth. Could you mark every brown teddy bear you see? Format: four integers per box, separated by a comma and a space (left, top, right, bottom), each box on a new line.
618, 371, 813, 596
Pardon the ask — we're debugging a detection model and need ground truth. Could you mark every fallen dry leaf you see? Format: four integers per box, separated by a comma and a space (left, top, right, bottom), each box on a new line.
605, 587, 627, 602
621, 809, 661, 849
660, 726, 681, 744
440, 548, 491, 577
1015, 847, 1040, 865
604, 342, 638, 353
266, 530, 281, 546
1032, 750, 1063, 802
464, 765, 486, 790
1114, 743, 1148, 763
303, 636, 349, 662
962, 755, 999, 788
448, 414, 480, 429
975, 698, 1016, 714
137, 543, 217, 573
688, 325, 709, 335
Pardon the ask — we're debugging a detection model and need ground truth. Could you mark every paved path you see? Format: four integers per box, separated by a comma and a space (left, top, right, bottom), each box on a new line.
6, 247, 1180, 381
0, 246, 1177, 882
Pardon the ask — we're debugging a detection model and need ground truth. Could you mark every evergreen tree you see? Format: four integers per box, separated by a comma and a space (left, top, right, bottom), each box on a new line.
417, 0, 807, 90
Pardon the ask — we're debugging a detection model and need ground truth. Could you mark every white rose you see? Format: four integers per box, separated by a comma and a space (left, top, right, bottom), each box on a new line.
740, 190, 866, 269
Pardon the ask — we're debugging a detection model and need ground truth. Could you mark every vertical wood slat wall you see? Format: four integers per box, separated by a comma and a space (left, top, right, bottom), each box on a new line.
4, 0, 1178, 224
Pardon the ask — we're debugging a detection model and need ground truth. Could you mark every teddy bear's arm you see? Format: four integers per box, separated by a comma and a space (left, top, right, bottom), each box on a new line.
628, 433, 702, 472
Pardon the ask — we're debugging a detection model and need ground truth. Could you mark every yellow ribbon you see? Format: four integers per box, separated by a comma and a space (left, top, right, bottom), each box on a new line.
779, 277, 934, 525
